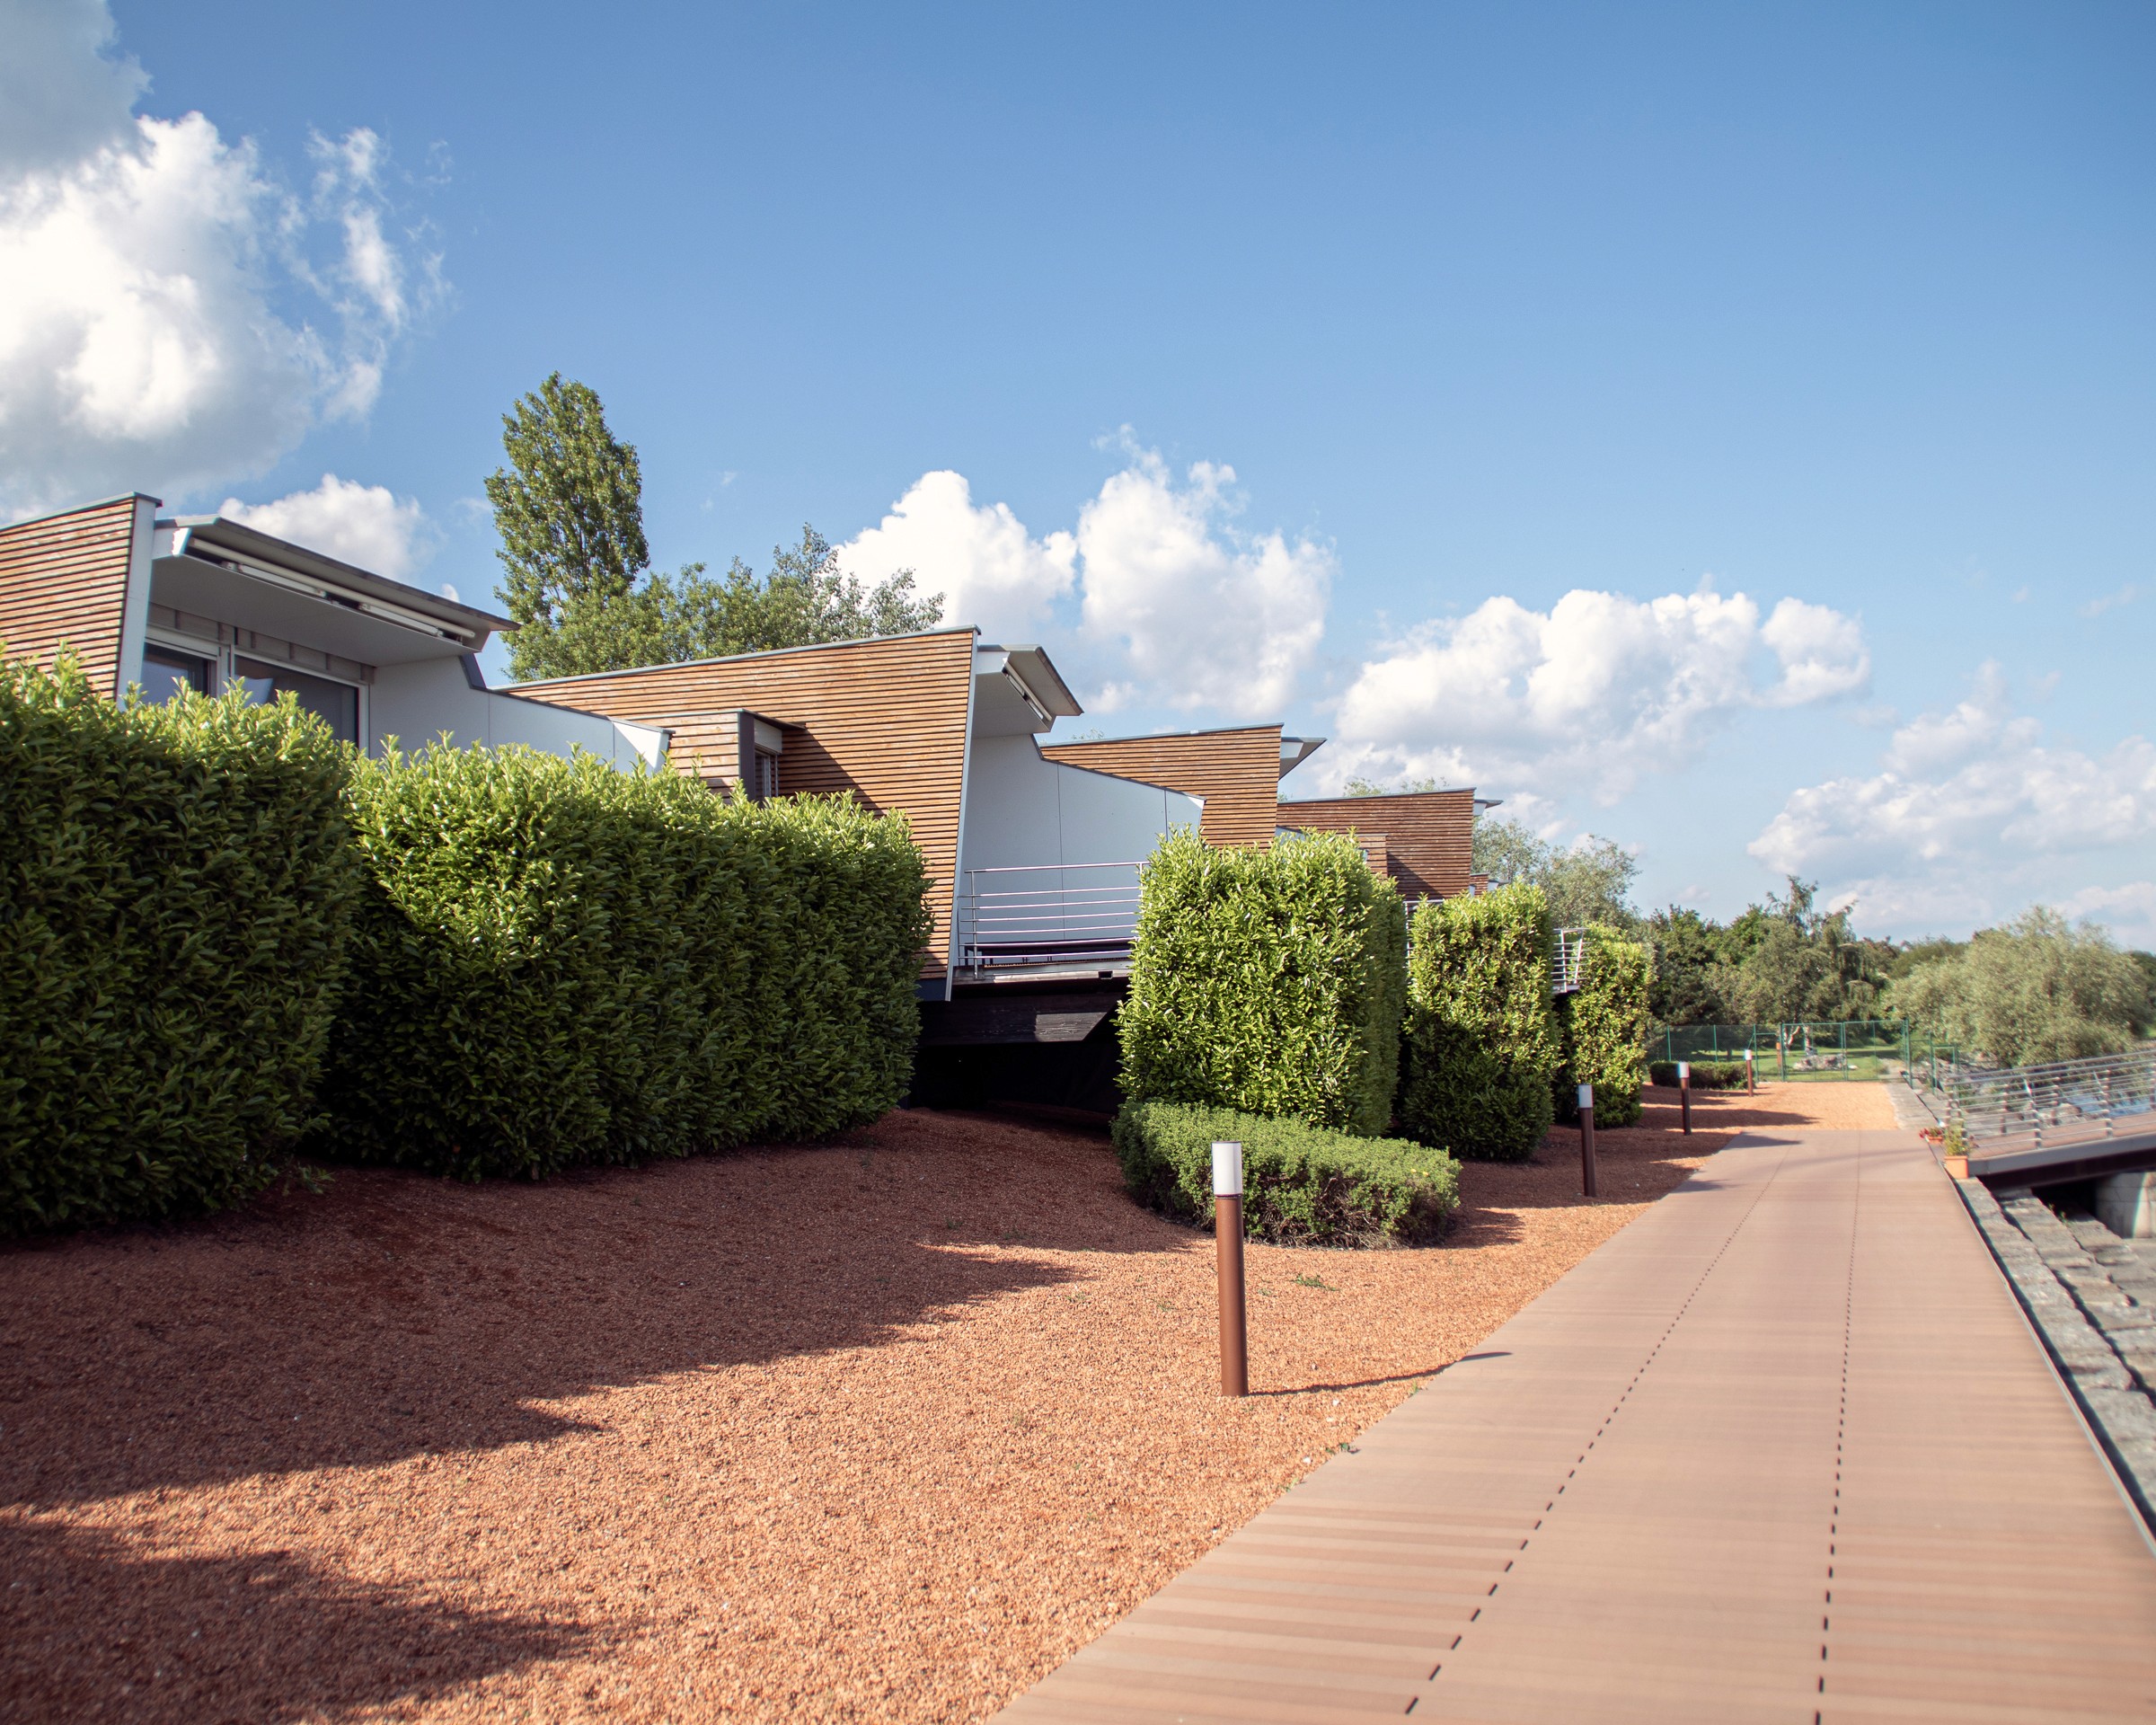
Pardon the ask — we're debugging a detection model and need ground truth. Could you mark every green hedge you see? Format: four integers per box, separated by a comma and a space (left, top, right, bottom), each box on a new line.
1553, 926, 1650, 1128
1118, 829, 1407, 1136
314, 744, 931, 1179
0, 658, 361, 1233
1113, 1101, 1459, 1246
1648, 1059, 1751, 1090
1399, 882, 1561, 1162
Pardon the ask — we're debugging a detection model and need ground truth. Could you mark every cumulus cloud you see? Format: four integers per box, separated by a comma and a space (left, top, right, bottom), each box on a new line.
838, 469, 1075, 638
0, 0, 437, 515
219, 473, 434, 582
1076, 443, 1331, 718
1325, 585, 1869, 801
1749, 662, 2156, 935
835, 442, 1332, 717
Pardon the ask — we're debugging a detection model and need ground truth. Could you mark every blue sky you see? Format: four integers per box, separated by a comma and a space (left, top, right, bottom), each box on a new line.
6, 1, 2152, 942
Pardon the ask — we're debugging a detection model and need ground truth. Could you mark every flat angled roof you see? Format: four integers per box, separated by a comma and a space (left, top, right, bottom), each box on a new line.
165, 515, 515, 637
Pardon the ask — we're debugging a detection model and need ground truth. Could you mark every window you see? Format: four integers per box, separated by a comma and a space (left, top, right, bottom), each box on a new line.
753, 749, 780, 800
139, 645, 213, 705
234, 656, 359, 745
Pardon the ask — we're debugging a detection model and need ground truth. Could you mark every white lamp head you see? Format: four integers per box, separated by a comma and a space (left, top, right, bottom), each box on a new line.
1211, 1141, 1243, 1198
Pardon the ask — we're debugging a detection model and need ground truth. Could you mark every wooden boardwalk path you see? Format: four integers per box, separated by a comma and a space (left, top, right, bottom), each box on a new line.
999, 1129, 2156, 1722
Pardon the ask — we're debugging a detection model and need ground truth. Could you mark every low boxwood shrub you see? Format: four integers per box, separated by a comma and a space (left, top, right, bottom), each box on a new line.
1399, 882, 1561, 1162
1113, 1101, 1459, 1246
0, 657, 362, 1233
314, 744, 931, 1179
1118, 829, 1407, 1136
1553, 926, 1650, 1128
1648, 1059, 1751, 1090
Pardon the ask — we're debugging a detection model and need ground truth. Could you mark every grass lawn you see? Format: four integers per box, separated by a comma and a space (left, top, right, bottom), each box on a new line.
1, 1083, 1891, 1722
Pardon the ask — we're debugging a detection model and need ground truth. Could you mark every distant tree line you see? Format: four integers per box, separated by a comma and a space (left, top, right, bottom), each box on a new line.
485, 373, 942, 683
1442, 809, 2152, 1066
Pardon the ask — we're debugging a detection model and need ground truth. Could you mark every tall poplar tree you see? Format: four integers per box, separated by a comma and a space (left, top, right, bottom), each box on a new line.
486, 374, 653, 680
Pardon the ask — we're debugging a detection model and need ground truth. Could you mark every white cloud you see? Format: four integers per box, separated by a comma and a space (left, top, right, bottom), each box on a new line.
2079, 583, 2139, 620
0, 1, 437, 516
838, 469, 1075, 638
1749, 662, 2156, 936
1325, 585, 1869, 802
220, 473, 433, 581
835, 443, 1332, 717
1075, 443, 1331, 718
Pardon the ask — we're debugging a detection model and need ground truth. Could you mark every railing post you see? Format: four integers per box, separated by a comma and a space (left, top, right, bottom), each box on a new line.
1213, 1142, 1248, 1398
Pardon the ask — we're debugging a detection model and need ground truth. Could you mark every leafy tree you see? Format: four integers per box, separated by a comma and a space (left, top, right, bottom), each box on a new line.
487, 376, 941, 681
1723, 877, 1889, 1024
1345, 774, 1442, 797
656, 526, 943, 661
1886, 908, 2152, 1066
1646, 907, 1734, 1025
487, 373, 651, 679
1471, 815, 1639, 930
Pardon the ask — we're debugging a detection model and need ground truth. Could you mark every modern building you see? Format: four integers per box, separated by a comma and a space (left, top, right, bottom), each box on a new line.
508, 633, 1206, 999
0, 494, 665, 767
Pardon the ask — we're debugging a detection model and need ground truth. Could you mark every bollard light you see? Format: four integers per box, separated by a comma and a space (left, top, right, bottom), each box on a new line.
1743, 1047, 1755, 1094
1577, 1083, 1598, 1199
1678, 1061, 1692, 1135
1212, 1141, 1248, 1398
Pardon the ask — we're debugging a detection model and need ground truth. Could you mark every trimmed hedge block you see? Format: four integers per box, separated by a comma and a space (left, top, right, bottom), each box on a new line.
1553, 925, 1650, 1128
1648, 1059, 1752, 1091
1119, 829, 1407, 1137
1113, 1101, 1459, 1246
314, 744, 931, 1180
0, 658, 362, 1233
1399, 882, 1561, 1162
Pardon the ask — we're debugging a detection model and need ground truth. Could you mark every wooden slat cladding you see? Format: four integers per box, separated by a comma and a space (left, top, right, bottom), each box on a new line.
1038, 726, 1285, 848
0, 496, 144, 696
510, 630, 977, 974
1279, 787, 1478, 898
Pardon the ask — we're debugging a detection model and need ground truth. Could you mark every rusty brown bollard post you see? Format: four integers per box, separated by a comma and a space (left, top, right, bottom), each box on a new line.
1213, 1141, 1248, 1398
1577, 1084, 1598, 1199
1679, 1061, 1692, 1135
1744, 1047, 1755, 1094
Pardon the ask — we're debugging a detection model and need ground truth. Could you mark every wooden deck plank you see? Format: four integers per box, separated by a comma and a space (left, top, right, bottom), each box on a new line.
997, 1128, 2156, 1722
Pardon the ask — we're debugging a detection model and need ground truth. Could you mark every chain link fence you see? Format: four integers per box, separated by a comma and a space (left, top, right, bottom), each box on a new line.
1653, 1021, 1955, 1083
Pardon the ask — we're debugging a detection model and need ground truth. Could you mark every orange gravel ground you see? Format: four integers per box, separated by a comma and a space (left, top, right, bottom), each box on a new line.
2, 1082, 1893, 1723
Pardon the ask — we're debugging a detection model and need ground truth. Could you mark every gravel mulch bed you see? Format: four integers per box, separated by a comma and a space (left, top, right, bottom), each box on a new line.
1, 1082, 1893, 1723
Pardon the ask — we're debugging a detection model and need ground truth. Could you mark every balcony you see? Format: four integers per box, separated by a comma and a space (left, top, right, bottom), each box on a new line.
954, 862, 1144, 980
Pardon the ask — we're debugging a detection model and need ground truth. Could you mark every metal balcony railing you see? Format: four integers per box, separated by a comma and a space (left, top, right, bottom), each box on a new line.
1944, 1045, 2156, 1159
956, 862, 1144, 971
1553, 927, 1586, 995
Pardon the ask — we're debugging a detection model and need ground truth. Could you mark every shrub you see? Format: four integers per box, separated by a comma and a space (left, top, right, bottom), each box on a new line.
314, 744, 930, 1179
1648, 1059, 1750, 1090
0, 658, 362, 1233
1553, 926, 1649, 1127
1113, 1101, 1459, 1246
1118, 829, 1407, 1136
1400, 882, 1560, 1162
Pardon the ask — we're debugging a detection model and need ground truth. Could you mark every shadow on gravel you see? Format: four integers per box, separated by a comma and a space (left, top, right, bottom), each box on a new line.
0, 1518, 589, 1724
1, 1111, 1110, 1508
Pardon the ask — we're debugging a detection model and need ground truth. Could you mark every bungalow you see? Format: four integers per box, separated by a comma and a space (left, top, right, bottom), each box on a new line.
508, 635, 1206, 1000
0, 494, 665, 766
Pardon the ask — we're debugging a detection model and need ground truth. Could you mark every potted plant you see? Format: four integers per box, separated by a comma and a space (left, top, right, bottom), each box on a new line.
1941, 1119, 1969, 1181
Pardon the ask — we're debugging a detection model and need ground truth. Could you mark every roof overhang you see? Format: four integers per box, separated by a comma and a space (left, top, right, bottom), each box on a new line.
155, 516, 513, 660
1279, 735, 1326, 779
974, 642, 1083, 736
